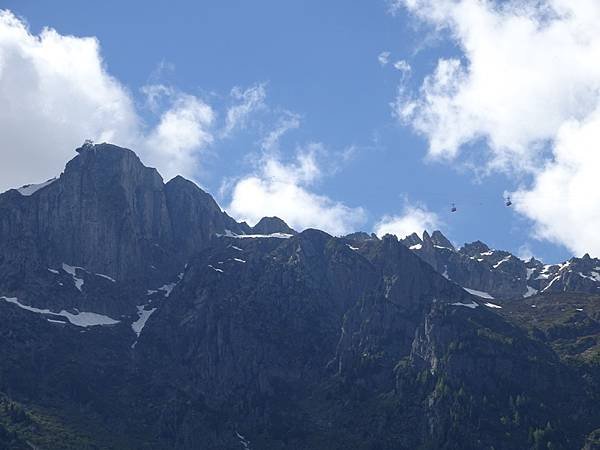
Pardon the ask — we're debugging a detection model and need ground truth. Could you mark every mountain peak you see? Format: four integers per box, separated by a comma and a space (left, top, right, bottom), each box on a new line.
461, 240, 490, 256
65, 142, 164, 186
402, 232, 423, 247
344, 231, 378, 242
431, 230, 454, 250
252, 216, 296, 235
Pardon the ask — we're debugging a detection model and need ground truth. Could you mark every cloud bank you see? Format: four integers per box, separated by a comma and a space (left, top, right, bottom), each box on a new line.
227, 144, 366, 236
395, 0, 600, 255
375, 204, 440, 239
0, 9, 366, 237
0, 10, 214, 190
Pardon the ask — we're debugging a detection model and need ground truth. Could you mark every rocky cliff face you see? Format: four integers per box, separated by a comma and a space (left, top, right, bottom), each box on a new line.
392, 230, 600, 300
129, 232, 597, 449
0, 144, 599, 449
0, 143, 249, 315
0, 143, 248, 283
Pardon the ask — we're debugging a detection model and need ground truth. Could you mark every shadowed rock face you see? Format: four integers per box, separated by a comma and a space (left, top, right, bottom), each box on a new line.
392, 230, 600, 300
0, 143, 245, 284
0, 144, 599, 449
165, 175, 249, 259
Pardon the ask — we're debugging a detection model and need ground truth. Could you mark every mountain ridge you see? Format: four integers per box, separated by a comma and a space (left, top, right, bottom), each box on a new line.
0, 143, 599, 449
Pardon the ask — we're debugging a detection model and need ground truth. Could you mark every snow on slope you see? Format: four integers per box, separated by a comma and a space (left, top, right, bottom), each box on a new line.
0, 296, 119, 327
17, 178, 57, 196
464, 288, 495, 299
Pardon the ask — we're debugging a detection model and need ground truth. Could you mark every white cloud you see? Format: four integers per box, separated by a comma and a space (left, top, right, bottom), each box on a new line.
393, 59, 411, 74
222, 84, 266, 137
513, 110, 600, 255
227, 145, 365, 235
395, 0, 600, 256
0, 10, 214, 191
143, 92, 214, 181
378, 51, 391, 66
374, 204, 440, 239
0, 10, 138, 191
260, 111, 301, 152
396, 0, 600, 165
517, 243, 536, 261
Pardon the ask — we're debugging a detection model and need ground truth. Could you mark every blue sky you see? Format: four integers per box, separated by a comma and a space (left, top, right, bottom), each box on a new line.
3, 0, 595, 263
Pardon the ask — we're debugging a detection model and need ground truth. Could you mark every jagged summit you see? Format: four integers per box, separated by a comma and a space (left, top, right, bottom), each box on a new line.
398, 229, 600, 300
431, 230, 454, 249
461, 240, 491, 255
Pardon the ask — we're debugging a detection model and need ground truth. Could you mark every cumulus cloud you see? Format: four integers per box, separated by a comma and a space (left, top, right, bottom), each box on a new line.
395, 0, 600, 255
513, 111, 600, 255
143, 91, 214, 181
227, 145, 366, 235
0, 10, 138, 191
374, 204, 440, 239
0, 10, 214, 191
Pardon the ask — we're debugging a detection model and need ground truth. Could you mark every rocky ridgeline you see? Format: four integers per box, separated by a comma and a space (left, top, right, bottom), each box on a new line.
386, 230, 600, 301
0, 143, 598, 449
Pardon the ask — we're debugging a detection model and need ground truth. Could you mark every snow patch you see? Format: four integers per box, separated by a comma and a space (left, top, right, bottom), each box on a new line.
47, 268, 59, 274
484, 302, 502, 309
47, 319, 66, 324
542, 275, 561, 292
233, 258, 246, 263
158, 282, 177, 297
220, 230, 293, 239
409, 243, 422, 250
464, 287, 494, 299
155, 273, 184, 298
579, 271, 600, 282
208, 264, 224, 273
235, 431, 251, 450
442, 265, 450, 279
1, 296, 119, 327
131, 305, 157, 337
347, 244, 359, 251
493, 256, 511, 269
17, 178, 57, 196
451, 301, 479, 309
230, 245, 243, 251
62, 310, 119, 327
524, 286, 538, 298
95, 273, 116, 282
62, 263, 85, 291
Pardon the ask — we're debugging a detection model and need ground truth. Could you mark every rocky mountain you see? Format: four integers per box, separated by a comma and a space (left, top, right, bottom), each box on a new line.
0, 143, 599, 449
390, 230, 600, 301
0, 143, 248, 317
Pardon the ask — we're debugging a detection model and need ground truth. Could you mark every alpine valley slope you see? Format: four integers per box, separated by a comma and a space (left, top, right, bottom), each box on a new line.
0, 143, 599, 450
